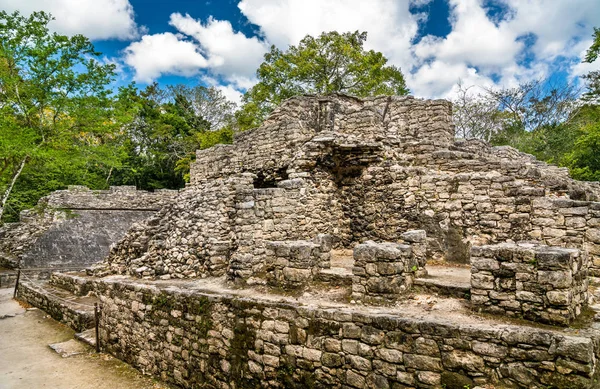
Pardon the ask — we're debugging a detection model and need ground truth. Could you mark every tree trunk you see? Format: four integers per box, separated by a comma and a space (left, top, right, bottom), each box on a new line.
0, 157, 28, 222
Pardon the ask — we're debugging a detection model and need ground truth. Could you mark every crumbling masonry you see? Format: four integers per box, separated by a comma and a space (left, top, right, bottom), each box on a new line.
12, 94, 600, 389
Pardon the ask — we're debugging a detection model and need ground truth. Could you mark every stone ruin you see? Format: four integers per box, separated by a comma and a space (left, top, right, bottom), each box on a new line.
0, 185, 176, 284
9, 94, 600, 388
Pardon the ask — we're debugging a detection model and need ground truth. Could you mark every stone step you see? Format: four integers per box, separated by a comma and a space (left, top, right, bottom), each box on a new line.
17, 280, 98, 332
316, 267, 353, 286
75, 328, 97, 347
414, 265, 471, 299
49, 271, 94, 296
49, 339, 91, 358
0, 269, 18, 289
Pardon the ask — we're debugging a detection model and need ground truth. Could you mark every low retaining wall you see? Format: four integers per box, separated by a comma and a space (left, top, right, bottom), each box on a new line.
89, 278, 600, 389
470, 243, 589, 326
50, 272, 92, 296
352, 241, 417, 303
17, 281, 94, 332
263, 235, 332, 289
0, 271, 18, 289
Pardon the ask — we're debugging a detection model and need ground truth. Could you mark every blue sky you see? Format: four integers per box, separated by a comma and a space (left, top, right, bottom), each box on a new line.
2, 0, 599, 104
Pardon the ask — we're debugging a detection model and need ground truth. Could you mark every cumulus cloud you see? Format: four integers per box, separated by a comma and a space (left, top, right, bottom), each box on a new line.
169, 13, 268, 87
0, 0, 141, 40
119, 0, 600, 102
501, 0, 600, 60
410, 0, 600, 98
408, 60, 495, 99
414, 0, 522, 70
237, 0, 420, 72
124, 33, 209, 83
122, 12, 268, 90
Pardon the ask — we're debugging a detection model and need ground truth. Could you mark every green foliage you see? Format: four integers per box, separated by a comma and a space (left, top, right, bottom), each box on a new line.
584, 27, 600, 63
0, 10, 120, 222
583, 28, 600, 103
453, 66, 600, 182
237, 30, 409, 130
0, 11, 236, 222
109, 83, 235, 189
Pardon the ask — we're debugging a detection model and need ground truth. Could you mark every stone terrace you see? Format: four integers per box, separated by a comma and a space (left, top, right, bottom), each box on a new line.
10, 94, 600, 388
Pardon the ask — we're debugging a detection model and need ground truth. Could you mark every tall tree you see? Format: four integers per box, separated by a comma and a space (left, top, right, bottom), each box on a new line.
110, 83, 234, 188
452, 79, 579, 144
237, 31, 409, 130
582, 27, 600, 103
0, 11, 117, 221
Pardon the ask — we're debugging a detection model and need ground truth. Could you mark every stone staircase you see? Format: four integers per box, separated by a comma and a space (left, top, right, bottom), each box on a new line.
17, 272, 98, 341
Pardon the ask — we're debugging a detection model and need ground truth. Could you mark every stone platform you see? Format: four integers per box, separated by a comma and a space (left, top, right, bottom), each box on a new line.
18, 271, 600, 389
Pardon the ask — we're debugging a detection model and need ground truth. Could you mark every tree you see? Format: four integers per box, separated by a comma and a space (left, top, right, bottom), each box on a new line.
167, 84, 236, 130
582, 27, 600, 103
0, 11, 118, 221
584, 27, 600, 63
110, 83, 234, 188
452, 79, 579, 143
452, 82, 504, 141
564, 105, 600, 181
237, 31, 409, 130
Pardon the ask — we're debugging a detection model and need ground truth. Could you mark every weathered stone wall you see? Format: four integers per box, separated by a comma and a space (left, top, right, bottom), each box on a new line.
262, 234, 332, 289
470, 243, 589, 325
47, 185, 174, 210
228, 175, 346, 284
351, 241, 418, 303
98, 176, 245, 278
101, 175, 344, 282
0, 186, 175, 270
18, 280, 94, 332
97, 94, 600, 282
190, 95, 453, 183
91, 278, 600, 389
339, 164, 600, 273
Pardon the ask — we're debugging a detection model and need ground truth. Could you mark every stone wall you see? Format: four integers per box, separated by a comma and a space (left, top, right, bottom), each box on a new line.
97, 94, 600, 283
101, 173, 347, 282
262, 234, 332, 289
190, 95, 453, 183
0, 186, 175, 270
90, 277, 600, 389
228, 175, 346, 284
98, 176, 245, 278
47, 185, 174, 210
18, 280, 94, 332
339, 164, 600, 273
351, 241, 418, 303
470, 243, 589, 326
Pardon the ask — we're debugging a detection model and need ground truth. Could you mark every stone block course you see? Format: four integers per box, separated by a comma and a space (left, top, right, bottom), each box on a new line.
352, 239, 420, 302
263, 234, 332, 288
86, 277, 600, 389
470, 243, 589, 325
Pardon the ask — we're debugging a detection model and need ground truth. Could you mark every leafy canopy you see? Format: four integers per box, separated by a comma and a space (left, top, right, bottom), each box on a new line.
0, 10, 118, 221
237, 31, 409, 130
110, 83, 235, 189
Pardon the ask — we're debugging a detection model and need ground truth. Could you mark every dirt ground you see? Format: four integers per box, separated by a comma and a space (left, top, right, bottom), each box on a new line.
0, 288, 170, 389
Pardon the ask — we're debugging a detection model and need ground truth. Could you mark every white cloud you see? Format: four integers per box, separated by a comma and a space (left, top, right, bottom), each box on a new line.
237, 0, 420, 71
409, 0, 600, 98
0, 0, 141, 40
118, 0, 600, 102
169, 13, 268, 86
501, 0, 600, 61
414, 0, 522, 70
408, 60, 495, 99
570, 39, 600, 80
215, 85, 243, 106
124, 33, 209, 83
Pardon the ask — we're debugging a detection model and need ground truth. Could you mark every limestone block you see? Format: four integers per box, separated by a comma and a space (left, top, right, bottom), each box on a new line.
470, 243, 587, 326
